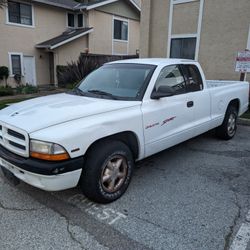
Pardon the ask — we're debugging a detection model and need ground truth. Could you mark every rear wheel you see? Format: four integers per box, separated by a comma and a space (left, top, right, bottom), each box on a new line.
80, 140, 134, 203
216, 105, 238, 140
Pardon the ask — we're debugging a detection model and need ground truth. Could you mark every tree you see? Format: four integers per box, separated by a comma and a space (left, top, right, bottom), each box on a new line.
0, 0, 7, 9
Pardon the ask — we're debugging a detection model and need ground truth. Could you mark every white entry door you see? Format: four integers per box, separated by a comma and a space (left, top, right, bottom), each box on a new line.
23, 56, 36, 86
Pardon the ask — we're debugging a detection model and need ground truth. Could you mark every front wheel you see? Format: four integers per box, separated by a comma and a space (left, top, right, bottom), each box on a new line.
80, 140, 134, 203
216, 105, 238, 140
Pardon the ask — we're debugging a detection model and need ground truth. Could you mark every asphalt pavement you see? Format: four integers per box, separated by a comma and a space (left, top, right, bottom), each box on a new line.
0, 125, 250, 250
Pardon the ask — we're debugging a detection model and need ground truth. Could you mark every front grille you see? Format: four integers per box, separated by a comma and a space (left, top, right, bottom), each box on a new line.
7, 129, 25, 140
0, 122, 29, 157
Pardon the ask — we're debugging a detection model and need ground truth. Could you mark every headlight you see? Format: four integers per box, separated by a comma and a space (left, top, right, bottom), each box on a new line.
30, 140, 69, 161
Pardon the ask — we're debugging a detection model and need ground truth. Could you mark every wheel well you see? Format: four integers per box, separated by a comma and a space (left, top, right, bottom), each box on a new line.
86, 131, 139, 159
228, 99, 240, 114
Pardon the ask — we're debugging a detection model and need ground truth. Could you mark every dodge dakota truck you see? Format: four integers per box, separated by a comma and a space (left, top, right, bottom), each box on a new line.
0, 59, 249, 203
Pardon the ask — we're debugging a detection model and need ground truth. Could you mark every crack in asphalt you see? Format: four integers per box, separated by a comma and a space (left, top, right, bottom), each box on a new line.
223, 191, 242, 250
66, 219, 86, 250
0, 199, 45, 212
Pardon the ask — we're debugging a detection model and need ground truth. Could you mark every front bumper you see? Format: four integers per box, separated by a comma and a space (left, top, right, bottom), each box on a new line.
0, 145, 84, 191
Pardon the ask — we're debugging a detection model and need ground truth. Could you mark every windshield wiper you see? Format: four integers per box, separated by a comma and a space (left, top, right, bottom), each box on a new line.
88, 90, 118, 99
71, 87, 86, 96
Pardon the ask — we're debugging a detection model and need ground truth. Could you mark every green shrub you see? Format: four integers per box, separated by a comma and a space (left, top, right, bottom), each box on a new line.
0, 86, 14, 96
0, 66, 9, 86
0, 66, 9, 80
16, 84, 38, 94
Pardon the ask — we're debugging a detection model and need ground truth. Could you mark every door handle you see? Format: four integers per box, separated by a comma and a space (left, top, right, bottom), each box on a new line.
187, 101, 194, 108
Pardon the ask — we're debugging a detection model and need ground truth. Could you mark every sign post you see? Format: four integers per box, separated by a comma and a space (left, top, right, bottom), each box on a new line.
235, 50, 250, 81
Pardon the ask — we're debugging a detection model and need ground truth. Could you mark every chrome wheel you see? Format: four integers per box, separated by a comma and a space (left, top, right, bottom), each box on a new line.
227, 113, 236, 136
101, 155, 128, 193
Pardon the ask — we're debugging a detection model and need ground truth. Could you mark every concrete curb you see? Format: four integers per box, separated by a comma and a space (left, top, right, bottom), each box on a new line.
238, 118, 250, 126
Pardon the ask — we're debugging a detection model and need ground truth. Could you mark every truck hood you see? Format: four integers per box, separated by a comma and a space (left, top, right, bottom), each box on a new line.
0, 93, 140, 133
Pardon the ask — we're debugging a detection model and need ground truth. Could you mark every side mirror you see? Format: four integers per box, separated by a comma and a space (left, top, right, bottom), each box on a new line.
151, 85, 175, 99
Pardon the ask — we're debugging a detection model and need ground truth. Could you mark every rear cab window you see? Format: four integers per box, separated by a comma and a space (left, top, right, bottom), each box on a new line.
181, 64, 203, 92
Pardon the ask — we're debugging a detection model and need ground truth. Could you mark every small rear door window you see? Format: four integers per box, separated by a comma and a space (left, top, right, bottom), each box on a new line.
182, 65, 203, 92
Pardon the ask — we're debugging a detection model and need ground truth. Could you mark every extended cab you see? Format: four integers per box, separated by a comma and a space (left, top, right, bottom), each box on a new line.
0, 59, 249, 203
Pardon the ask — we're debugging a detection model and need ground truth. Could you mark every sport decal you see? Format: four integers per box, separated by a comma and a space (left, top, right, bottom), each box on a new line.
145, 116, 176, 129
161, 116, 176, 126
145, 122, 160, 129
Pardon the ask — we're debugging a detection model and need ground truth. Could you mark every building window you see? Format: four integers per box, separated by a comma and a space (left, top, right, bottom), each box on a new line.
170, 38, 196, 60
8, 1, 33, 26
67, 13, 75, 27
113, 19, 128, 41
67, 13, 84, 28
9, 53, 22, 75
77, 14, 83, 27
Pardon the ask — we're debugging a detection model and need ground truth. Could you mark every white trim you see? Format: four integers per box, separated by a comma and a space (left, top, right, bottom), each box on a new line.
86, 0, 118, 10
112, 15, 114, 55
128, 0, 141, 12
247, 24, 250, 50
167, 0, 174, 57
23, 55, 37, 86
50, 29, 93, 49
173, 0, 198, 4
167, 0, 204, 60
127, 18, 130, 54
112, 15, 129, 55
195, 0, 204, 60
6, 1, 35, 28
8, 52, 24, 77
171, 33, 197, 39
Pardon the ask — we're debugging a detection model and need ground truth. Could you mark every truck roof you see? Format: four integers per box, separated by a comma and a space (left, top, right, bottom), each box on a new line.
107, 58, 196, 66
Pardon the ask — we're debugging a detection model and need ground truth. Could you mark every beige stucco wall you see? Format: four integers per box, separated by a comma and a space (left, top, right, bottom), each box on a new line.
0, 2, 68, 86
96, 0, 140, 21
140, 0, 250, 80
88, 9, 140, 55
172, 1, 199, 35
88, 10, 113, 54
113, 41, 128, 55
140, 0, 169, 58
129, 19, 140, 55
54, 36, 88, 65
199, 0, 250, 80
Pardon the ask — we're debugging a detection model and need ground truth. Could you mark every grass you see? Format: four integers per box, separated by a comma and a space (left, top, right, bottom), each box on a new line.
0, 98, 31, 110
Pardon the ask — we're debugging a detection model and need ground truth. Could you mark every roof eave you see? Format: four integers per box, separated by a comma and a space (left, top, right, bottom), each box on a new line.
32, 0, 76, 10
36, 28, 94, 50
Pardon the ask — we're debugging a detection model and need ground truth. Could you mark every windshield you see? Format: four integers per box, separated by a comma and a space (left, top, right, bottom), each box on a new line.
76, 63, 156, 100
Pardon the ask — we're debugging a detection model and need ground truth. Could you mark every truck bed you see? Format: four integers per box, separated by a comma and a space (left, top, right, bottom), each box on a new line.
206, 80, 249, 88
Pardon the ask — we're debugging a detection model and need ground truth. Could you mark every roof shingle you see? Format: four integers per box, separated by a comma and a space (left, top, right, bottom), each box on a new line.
36, 28, 93, 49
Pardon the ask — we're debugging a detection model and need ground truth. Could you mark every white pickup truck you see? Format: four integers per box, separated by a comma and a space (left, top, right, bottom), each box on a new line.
0, 59, 249, 203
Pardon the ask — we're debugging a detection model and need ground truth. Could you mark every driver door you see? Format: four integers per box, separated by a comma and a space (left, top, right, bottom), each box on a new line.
142, 64, 195, 157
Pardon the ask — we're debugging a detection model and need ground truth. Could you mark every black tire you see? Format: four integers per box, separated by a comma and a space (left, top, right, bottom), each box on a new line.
80, 140, 134, 203
216, 105, 238, 140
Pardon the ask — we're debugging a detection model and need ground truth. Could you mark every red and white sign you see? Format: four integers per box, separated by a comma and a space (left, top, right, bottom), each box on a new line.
235, 51, 250, 72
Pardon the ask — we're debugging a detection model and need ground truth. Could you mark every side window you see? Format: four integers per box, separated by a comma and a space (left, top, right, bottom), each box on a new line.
67, 13, 75, 27
182, 65, 203, 92
155, 65, 186, 95
10, 54, 22, 75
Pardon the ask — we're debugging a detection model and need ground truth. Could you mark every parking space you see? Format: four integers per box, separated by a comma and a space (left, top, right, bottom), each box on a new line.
0, 125, 250, 250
